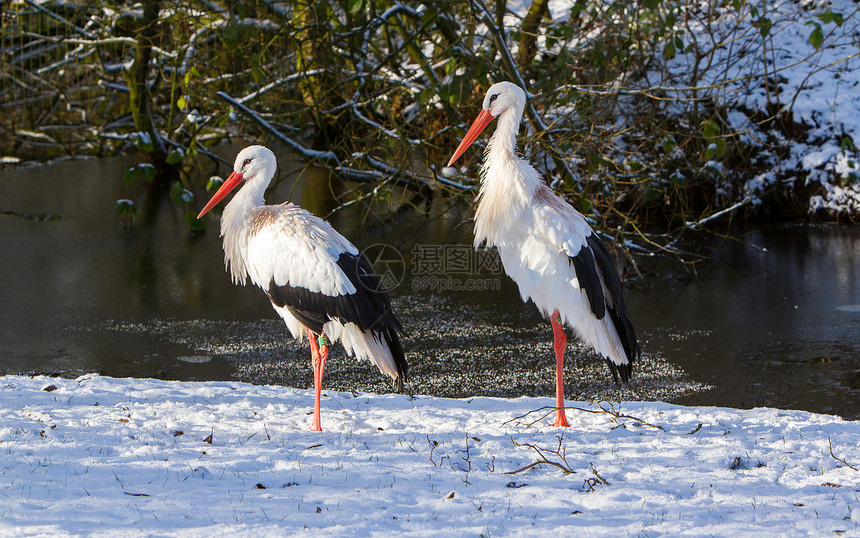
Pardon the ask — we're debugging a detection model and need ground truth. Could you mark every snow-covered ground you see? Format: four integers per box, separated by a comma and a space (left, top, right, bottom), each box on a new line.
2, 374, 858, 536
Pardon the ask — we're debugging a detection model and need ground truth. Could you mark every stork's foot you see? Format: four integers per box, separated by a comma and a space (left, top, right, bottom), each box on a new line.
552, 409, 571, 428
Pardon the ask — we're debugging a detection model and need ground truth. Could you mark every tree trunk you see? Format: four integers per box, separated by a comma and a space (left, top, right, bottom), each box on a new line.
295, 0, 334, 114
122, 0, 174, 188
518, 0, 550, 77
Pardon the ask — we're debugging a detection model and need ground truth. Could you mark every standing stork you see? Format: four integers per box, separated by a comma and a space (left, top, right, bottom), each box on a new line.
447, 82, 639, 427
197, 145, 407, 431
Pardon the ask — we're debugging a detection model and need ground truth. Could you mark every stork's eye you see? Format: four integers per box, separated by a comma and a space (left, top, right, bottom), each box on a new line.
489, 94, 499, 103
242, 158, 253, 167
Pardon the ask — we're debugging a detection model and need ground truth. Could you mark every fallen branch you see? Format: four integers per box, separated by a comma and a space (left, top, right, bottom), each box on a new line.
23, 0, 94, 39
505, 435, 577, 476
20, 32, 177, 59
593, 402, 665, 431
685, 198, 752, 229
583, 462, 611, 492
828, 438, 859, 471
504, 403, 664, 431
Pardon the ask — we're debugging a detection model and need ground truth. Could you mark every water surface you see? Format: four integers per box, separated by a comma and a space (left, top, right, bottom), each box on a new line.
1, 149, 857, 419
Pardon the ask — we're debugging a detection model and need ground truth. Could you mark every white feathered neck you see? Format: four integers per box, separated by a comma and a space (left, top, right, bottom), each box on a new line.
220, 146, 277, 285
473, 90, 542, 248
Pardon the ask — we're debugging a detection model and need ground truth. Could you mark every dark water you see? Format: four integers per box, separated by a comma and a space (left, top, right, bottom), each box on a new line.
1, 148, 858, 419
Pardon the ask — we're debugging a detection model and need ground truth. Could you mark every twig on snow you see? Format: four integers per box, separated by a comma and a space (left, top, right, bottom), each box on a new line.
504, 403, 664, 431
505, 435, 577, 476
828, 438, 859, 471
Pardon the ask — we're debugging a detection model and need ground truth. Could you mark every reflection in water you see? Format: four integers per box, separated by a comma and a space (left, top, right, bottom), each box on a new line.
0, 149, 858, 419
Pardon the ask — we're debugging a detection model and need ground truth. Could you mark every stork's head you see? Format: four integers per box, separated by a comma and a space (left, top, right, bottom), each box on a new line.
481, 81, 527, 118
447, 81, 527, 167
197, 145, 277, 218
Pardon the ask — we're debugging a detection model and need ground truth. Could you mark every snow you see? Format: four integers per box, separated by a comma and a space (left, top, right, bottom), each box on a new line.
658, 0, 860, 214
2, 374, 859, 536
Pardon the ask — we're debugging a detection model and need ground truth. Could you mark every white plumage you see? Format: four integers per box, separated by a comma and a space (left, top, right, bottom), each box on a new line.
198, 145, 407, 431
448, 82, 639, 427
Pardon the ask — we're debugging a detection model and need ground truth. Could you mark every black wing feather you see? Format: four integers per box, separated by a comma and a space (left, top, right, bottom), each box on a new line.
567, 234, 640, 383
569, 242, 606, 320
265, 251, 407, 384
586, 233, 640, 382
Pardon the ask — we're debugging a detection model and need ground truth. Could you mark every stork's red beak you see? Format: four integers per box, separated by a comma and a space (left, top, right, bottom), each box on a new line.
197, 171, 244, 218
447, 109, 496, 167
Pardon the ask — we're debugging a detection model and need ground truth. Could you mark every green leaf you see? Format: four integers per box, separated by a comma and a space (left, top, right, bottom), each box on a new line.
663, 41, 676, 60
705, 138, 727, 159
665, 13, 676, 28
169, 182, 194, 204
702, 119, 720, 139
170, 180, 184, 200
753, 17, 772, 38
577, 196, 591, 213
348, 0, 364, 14
816, 10, 844, 26
375, 188, 392, 203
177, 96, 187, 111
420, 10, 438, 26
123, 167, 138, 186
138, 164, 155, 183
806, 22, 823, 48
661, 136, 677, 153
183, 66, 200, 87
135, 136, 154, 153
115, 199, 137, 218
206, 176, 224, 192
166, 150, 183, 165
643, 186, 661, 203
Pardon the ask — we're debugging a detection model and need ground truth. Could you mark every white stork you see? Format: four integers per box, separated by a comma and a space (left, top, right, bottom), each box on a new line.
447, 82, 639, 427
197, 145, 407, 431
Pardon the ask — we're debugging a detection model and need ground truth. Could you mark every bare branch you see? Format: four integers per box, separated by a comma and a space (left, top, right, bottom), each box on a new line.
828, 438, 859, 471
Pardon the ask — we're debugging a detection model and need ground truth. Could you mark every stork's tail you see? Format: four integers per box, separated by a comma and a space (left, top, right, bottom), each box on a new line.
382, 327, 407, 392
325, 322, 407, 391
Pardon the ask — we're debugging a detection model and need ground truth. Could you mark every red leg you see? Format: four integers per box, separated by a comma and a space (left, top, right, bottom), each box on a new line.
307, 329, 329, 432
550, 310, 570, 427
